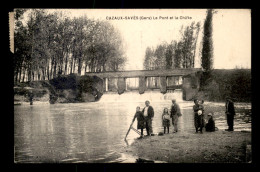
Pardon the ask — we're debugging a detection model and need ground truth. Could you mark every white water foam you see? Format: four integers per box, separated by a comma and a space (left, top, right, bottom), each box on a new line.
99, 89, 183, 103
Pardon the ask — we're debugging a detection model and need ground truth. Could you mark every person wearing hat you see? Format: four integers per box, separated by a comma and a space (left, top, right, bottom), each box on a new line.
170, 99, 182, 133
225, 97, 236, 131
205, 112, 216, 132
193, 99, 204, 133
142, 100, 154, 136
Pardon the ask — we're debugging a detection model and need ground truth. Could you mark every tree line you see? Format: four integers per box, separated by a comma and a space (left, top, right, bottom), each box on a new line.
143, 9, 214, 72
14, 9, 126, 83
143, 21, 201, 70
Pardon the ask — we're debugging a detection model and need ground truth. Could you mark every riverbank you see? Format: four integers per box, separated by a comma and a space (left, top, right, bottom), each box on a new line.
14, 74, 103, 104
125, 130, 251, 163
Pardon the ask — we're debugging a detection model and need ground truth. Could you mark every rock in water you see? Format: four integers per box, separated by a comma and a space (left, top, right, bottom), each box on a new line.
136, 158, 154, 163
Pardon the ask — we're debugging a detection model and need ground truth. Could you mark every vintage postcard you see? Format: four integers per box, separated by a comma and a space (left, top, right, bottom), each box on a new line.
12, 9, 251, 163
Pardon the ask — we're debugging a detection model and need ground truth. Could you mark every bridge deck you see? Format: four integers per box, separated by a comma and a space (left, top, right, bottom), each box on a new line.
85, 68, 201, 78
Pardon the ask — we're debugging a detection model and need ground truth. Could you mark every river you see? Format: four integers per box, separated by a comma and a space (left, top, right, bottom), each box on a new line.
14, 90, 251, 163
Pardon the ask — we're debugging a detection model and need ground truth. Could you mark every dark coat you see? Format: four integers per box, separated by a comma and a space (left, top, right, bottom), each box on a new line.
193, 104, 204, 128
205, 117, 215, 132
170, 103, 181, 117
134, 111, 145, 129
142, 106, 154, 119
193, 104, 201, 113
29, 92, 34, 101
225, 101, 236, 116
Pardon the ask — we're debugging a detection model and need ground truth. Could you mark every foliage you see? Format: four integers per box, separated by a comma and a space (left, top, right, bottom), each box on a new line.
199, 69, 251, 102
143, 22, 201, 70
201, 9, 214, 73
14, 9, 126, 83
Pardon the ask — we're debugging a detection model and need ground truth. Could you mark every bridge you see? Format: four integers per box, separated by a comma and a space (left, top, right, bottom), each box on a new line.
85, 68, 202, 99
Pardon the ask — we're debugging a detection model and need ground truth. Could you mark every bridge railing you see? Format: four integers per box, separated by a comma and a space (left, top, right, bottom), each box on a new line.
85, 68, 202, 78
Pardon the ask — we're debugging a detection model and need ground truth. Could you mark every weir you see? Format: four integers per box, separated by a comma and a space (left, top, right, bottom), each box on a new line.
85, 68, 202, 100
99, 90, 183, 103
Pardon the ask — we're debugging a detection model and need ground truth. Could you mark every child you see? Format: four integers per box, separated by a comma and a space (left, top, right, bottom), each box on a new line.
205, 112, 216, 132
133, 106, 145, 138
162, 108, 171, 134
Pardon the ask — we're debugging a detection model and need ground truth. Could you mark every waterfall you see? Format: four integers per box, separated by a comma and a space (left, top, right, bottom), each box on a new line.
99, 89, 183, 103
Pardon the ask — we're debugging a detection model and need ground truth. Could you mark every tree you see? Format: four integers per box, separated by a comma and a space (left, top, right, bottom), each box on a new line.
179, 22, 201, 68
143, 47, 154, 70
173, 41, 183, 68
154, 43, 167, 69
85, 20, 125, 72
165, 42, 174, 69
14, 9, 127, 83
201, 9, 214, 72
142, 22, 201, 70
14, 9, 30, 83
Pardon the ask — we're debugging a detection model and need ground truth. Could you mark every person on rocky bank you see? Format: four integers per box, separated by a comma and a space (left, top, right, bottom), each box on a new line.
225, 97, 236, 131
170, 99, 182, 133
132, 106, 145, 138
193, 99, 204, 133
162, 108, 171, 134
205, 112, 216, 132
142, 100, 154, 136
29, 90, 34, 105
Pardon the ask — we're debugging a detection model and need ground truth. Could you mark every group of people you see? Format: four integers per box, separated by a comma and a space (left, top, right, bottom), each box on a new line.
132, 96, 236, 138
133, 101, 154, 137
132, 99, 182, 138
192, 97, 236, 133
193, 99, 214, 133
161, 99, 182, 134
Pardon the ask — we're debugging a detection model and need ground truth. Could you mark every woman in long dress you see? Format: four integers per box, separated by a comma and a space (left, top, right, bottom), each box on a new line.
133, 106, 145, 138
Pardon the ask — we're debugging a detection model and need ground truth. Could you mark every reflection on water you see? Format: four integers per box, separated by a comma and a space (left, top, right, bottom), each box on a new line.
14, 91, 251, 163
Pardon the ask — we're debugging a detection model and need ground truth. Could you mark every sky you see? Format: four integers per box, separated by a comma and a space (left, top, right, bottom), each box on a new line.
22, 9, 251, 70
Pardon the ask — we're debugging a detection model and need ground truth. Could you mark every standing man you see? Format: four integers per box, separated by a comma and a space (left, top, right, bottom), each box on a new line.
142, 100, 154, 136
170, 99, 182, 133
29, 90, 33, 105
225, 97, 236, 131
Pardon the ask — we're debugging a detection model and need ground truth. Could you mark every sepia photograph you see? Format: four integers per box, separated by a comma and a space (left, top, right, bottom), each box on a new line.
11, 9, 251, 163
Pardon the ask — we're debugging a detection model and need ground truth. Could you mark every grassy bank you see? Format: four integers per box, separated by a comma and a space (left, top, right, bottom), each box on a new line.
125, 130, 251, 163
125, 101, 251, 163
